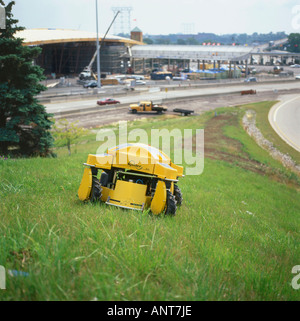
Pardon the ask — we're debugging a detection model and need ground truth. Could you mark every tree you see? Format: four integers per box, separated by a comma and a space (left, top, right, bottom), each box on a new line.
0, 1, 54, 156
177, 39, 186, 45
156, 38, 171, 45
186, 37, 199, 45
52, 119, 88, 156
287, 33, 300, 53
143, 37, 153, 44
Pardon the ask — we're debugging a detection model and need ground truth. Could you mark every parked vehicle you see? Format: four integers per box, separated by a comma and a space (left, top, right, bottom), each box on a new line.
129, 101, 167, 114
150, 71, 173, 80
241, 90, 256, 95
97, 98, 120, 106
83, 80, 98, 88
135, 80, 146, 85
173, 108, 194, 116
273, 66, 283, 74
126, 75, 145, 80
244, 77, 257, 83
172, 76, 186, 81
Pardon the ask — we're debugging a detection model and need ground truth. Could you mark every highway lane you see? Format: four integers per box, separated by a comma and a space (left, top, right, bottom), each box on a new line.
45, 80, 300, 115
51, 91, 279, 129
269, 95, 300, 152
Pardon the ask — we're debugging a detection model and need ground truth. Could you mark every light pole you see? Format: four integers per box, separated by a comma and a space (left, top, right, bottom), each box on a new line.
95, 0, 101, 88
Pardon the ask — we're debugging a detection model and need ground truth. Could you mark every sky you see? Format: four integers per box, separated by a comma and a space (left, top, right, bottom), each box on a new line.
9, 0, 300, 36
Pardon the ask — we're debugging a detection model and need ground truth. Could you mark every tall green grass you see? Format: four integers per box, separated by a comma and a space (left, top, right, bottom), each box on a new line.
0, 101, 299, 300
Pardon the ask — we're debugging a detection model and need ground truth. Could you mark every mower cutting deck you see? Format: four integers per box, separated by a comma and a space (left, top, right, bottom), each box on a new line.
78, 143, 183, 215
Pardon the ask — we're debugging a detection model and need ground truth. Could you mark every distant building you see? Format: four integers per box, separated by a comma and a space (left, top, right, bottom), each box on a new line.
131, 27, 143, 43
15, 28, 143, 76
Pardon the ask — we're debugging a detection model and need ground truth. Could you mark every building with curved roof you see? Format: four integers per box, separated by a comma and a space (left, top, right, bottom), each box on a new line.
15, 28, 143, 76
16, 29, 299, 77
15, 28, 141, 46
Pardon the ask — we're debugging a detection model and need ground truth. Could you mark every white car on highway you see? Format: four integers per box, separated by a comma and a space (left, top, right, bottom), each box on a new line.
135, 80, 146, 85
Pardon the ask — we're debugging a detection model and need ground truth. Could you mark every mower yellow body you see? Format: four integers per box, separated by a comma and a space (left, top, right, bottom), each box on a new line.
78, 143, 183, 215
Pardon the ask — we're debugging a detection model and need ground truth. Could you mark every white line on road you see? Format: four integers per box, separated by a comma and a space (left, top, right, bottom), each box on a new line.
270, 96, 300, 152
273, 96, 299, 122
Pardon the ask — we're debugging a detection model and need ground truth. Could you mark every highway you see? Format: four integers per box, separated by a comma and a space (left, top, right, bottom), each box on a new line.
44, 81, 300, 148
269, 95, 300, 152
45, 80, 300, 115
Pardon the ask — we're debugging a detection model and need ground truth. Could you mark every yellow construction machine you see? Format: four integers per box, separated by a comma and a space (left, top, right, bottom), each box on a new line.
78, 143, 183, 215
129, 101, 168, 114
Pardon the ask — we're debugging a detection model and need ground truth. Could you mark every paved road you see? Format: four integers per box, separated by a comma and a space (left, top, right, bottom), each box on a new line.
45, 80, 300, 115
269, 95, 300, 152
42, 75, 296, 100
50, 91, 278, 129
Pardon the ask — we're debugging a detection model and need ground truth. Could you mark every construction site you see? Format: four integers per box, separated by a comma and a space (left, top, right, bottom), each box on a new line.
16, 28, 142, 77
16, 24, 300, 82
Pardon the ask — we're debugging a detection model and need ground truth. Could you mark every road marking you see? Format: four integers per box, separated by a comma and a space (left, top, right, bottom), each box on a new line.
271, 97, 300, 152
273, 96, 299, 122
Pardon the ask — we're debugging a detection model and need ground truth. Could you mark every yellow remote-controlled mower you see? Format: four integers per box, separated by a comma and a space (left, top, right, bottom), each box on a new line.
78, 143, 183, 215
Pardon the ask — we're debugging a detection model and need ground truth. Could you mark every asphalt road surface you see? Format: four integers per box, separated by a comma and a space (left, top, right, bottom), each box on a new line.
45, 80, 300, 115
49, 91, 279, 129
44, 81, 300, 153
269, 95, 300, 152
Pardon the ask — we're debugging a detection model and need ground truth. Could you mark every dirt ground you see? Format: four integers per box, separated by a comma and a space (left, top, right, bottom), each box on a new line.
62, 91, 280, 129
198, 107, 300, 188
203, 113, 267, 175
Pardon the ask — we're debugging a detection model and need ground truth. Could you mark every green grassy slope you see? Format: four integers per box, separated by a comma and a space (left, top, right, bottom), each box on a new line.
0, 102, 299, 301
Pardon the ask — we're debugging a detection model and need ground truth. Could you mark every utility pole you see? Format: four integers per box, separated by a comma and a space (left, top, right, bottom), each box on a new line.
96, 0, 101, 88
0, 5, 6, 29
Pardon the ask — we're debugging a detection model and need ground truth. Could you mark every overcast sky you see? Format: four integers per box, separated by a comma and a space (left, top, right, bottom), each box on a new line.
10, 0, 300, 35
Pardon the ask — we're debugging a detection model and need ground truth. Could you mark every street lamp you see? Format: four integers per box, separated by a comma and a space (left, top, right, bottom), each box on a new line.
95, 0, 101, 88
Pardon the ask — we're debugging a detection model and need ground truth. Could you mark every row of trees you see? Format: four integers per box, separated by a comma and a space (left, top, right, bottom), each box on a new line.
143, 31, 288, 46
144, 37, 200, 45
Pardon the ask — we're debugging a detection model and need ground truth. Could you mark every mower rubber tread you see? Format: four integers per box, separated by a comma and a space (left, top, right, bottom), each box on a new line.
165, 190, 177, 216
91, 176, 102, 202
174, 184, 183, 206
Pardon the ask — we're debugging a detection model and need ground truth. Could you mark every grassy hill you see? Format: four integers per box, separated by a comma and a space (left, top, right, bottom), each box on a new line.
0, 101, 299, 300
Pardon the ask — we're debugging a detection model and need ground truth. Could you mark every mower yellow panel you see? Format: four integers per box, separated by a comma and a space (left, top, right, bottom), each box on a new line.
109, 144, 171, 166
78, 167, 93, 201
154, 162, 178, 180
106, 180, 147, 210
86, 154, 113, 170
151, 180, 167, 215
170, 162, 184, 177
100, 186, 110, 202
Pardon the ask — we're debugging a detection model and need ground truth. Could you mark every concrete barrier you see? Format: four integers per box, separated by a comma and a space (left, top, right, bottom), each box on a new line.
39, 78, 297, 104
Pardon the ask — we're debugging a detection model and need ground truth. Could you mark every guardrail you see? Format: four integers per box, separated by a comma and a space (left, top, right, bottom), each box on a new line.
38, 87, 148, 103
38, 77, 297, 105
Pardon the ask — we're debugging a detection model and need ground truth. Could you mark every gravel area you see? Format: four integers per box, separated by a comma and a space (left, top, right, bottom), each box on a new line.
242, 110, 300, 175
